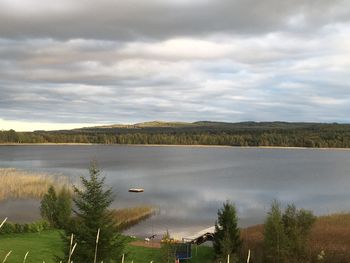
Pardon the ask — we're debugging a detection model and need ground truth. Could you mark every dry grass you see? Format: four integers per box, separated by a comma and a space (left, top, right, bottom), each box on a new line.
0, 168, 71, 201
111, 206, 156, 230
241, 213, 350, 262
308, 213, 350, 262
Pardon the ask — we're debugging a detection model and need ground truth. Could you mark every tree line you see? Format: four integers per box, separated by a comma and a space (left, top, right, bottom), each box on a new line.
2, 121, 350, 148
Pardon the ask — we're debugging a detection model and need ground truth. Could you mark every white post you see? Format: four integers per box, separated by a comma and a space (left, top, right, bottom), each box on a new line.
121, 254, 124, 263
247, 249, 251, 263
227, 254, 230, 263
94, 228, 100, 263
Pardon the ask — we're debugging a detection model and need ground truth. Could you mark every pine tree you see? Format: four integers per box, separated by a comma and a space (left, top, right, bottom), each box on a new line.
64, 162, 125, 263
213, 201, 242, 262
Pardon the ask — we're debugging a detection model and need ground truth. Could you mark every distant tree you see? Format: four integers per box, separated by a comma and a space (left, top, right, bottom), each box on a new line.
282, 204, 316, 261
40, 186, 72, 228
40, 186, 58, 227
264, 200, 288, 263
213, 201, 242, 262
63, 162, 125, 263
264, 201, 316, 263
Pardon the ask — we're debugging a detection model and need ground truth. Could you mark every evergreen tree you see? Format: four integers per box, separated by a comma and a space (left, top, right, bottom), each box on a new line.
64, 162, 125, 263
213, 201, 242, 262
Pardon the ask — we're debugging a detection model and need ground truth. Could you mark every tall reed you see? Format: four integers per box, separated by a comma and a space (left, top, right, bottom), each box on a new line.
0, 168, 71, 201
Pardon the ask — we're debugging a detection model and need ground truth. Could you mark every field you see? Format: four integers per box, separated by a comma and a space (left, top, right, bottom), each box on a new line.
0, 168, 71, 201
0, 230, 214, 263
0, 213, 349, 262
241, 213, 350, 263
0, 230, 64, 263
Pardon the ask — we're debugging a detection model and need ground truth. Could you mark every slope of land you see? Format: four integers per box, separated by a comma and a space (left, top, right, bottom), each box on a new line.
1, 121, 350, 148
241, 213, 350, 263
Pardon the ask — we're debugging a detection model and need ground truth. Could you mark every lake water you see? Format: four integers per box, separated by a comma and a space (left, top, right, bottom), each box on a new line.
0, 145, 349, 238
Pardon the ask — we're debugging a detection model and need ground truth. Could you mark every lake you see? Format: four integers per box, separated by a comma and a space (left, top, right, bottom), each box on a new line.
0, 145, 349, 238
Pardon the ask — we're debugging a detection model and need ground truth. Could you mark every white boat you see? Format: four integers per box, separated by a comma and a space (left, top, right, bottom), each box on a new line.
128, 188, 144, 193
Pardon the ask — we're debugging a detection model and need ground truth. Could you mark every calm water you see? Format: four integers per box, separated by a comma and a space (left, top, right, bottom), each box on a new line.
0, 145, 349, 238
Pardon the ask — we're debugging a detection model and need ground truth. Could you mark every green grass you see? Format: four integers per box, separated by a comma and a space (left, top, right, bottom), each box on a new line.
0, 230, 214, 263
0, 230, 64, 263
124, 244, 214, 263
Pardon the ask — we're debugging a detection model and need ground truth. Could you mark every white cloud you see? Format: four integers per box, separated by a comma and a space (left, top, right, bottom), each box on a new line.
0, 119, 94, 132
1, 1, 350, 127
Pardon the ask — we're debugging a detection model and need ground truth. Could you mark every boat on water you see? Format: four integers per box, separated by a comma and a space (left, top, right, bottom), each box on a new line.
128, 188, 144, 193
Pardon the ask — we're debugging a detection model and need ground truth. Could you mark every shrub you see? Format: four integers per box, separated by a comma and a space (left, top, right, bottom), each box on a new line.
0, 222, 15, 234
0, 220, 50, 234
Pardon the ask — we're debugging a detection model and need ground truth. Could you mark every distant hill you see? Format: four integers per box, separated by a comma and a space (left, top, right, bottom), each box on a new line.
1, 121, 350, 148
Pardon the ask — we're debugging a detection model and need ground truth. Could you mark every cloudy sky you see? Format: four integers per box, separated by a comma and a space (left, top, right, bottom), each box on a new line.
1, 0, 350, 131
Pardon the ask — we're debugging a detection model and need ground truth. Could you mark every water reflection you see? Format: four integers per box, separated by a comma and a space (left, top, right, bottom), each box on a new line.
0, 145, 349, 238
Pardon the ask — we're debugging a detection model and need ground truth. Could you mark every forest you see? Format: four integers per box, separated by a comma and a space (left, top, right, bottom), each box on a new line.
1, 121, 350, 148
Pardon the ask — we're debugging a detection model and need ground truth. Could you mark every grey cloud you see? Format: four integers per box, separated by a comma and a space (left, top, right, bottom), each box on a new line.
0, 0, 349, 40
1, 1, 350, 126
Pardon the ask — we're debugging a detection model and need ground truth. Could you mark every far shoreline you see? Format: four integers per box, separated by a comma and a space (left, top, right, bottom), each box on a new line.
1, 143, 350, 151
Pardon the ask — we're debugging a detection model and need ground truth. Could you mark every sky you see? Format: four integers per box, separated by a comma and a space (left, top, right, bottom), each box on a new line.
1, 0, 350, 131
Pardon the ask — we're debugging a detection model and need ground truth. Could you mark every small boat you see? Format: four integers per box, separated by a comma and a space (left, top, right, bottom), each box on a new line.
128, 188, 144, 193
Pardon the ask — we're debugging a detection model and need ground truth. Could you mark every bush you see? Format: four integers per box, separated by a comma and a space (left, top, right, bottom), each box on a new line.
0, 222, 15, 234
0, 220, 51, 234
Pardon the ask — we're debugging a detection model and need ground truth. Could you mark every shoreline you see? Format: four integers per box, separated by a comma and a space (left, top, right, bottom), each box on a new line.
0, 142, 350, 150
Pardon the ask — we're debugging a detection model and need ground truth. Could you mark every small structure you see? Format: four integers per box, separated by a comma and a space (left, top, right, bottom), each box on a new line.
128, 188, 144, 193
174, 243, 192, 261
183, 226, 215, 245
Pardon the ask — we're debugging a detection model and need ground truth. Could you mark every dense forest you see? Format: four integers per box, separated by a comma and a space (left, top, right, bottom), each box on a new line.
1, 121, 350, 148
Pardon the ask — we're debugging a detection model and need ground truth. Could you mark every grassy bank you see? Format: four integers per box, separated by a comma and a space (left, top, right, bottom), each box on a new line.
0, 213, 349, 262
241, 213, 350, 262
0, 230, 63, 263
0, 230, 213, 263
0, 168, 71, 201
112, 206, 156, 230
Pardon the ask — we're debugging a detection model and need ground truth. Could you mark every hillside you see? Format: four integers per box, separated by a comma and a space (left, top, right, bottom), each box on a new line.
241, 213, 350, 263
1, 121, 350, 148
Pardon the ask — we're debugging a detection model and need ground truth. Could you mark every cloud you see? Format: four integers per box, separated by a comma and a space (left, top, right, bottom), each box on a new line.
0, 0, 350, 40
0, 1, 350, 129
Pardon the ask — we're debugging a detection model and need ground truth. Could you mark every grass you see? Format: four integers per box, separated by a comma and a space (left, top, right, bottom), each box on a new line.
125, 244, 214, 263
0, 230, 214, 263
0, 230, 64, 263
0, 168, 71, 201
241, 213, 350, 263
111, 206, 156, 230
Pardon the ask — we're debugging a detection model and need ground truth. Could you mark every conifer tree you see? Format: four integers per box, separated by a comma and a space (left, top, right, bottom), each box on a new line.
213, 201, 242, 262
64, 162, 125, 263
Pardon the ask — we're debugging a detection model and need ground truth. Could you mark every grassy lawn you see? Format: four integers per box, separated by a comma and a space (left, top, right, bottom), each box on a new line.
0, 230, 214, 263
124, 243, 214, 263
0, 230, 64, 263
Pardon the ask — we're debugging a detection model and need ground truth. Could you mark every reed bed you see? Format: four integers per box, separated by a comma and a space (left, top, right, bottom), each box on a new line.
111, 206, 156, 230
241, 213, 350, 262
0, 168, 71, 201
